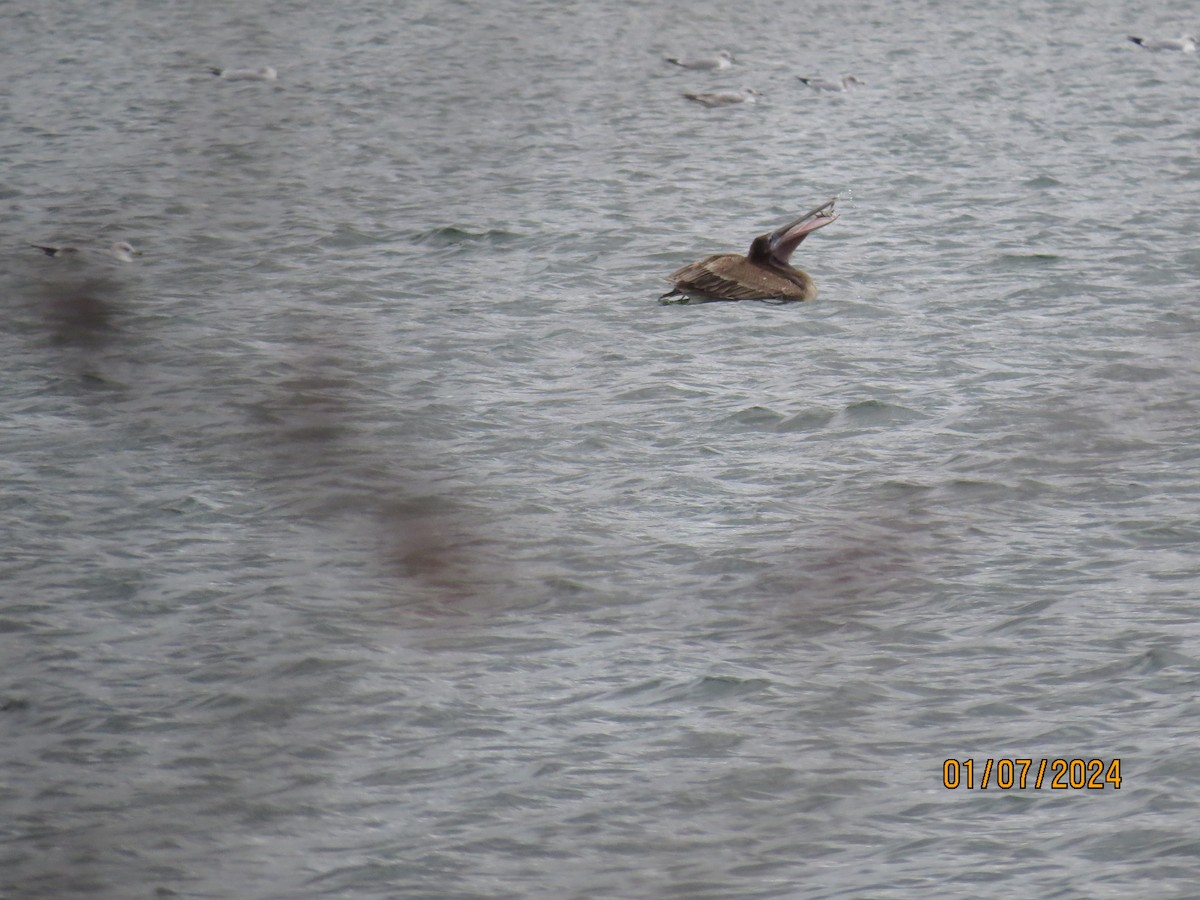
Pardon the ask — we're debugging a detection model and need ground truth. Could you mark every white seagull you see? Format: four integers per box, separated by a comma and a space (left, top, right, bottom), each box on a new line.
1127, 35, 1197, 51
209, 65, 278, 81
666, 50, 735, 70
683, 87, 759, 107
30, 241, 143, 263
797, 75, 865, 92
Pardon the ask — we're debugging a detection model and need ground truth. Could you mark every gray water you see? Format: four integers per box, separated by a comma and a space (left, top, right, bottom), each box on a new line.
3, 0, 1200, 897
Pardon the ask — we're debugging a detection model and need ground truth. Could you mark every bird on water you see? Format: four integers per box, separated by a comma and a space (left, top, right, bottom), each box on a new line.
1127, 34, 1196, 51
29, 241, 143, 263
797, 75, 865, 92
665, 50, 736, 70
209, 65, 278, 81
660, 199, 839, 303
683, 87, 760, 107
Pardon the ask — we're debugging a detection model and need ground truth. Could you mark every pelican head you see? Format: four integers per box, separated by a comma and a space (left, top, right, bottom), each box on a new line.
749, 198, 839, 267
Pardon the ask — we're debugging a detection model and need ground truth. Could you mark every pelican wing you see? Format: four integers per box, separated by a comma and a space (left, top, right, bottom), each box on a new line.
670, 254, 808, 301
670, 257, 761, 300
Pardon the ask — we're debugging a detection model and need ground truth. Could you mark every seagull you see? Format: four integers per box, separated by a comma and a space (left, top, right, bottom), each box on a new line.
683, 87, 759, 107
29, 241, 143, 263
797, 75, 865, 92
665, 50, 735, 70
1127, 35, 1197, 51
209, 66, 278, 81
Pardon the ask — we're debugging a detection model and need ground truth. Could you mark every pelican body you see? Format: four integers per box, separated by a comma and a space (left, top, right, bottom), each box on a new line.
660, 199, 838, 303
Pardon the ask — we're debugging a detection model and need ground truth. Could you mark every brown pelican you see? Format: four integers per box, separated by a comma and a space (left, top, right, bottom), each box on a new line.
666, 50, 735, 70
798, 75, 865, 92
30, 241, 142, 263
683, 87, 759, 107
1127, 35, 1196, 51
660, 199, 838, 303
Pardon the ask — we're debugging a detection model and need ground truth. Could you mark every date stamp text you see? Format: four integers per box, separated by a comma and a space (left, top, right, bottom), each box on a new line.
942, 758, 1121, 790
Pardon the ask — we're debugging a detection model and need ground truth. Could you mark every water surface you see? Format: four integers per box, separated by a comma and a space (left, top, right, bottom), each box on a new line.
3, 0, 1200, 897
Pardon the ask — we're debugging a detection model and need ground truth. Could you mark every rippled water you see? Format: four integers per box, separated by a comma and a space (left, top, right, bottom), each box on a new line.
4, 0, 1200, 897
